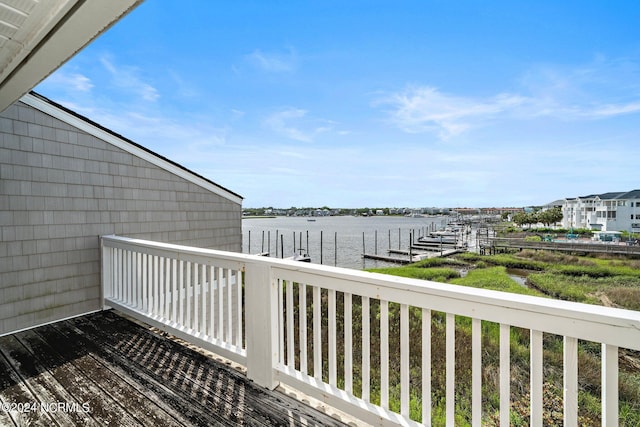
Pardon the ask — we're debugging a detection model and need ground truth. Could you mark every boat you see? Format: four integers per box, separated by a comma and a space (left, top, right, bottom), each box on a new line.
287, 249, 311, 262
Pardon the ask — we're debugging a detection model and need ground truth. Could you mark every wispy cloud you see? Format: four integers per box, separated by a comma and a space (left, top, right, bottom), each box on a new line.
379, 86, 526, 138
380, 56, 640, 139
245, 48, 298, 73
263, 108, 333, 142
100, 55, 160, 102
43, 71, 94, 92
576, 102, 640, 118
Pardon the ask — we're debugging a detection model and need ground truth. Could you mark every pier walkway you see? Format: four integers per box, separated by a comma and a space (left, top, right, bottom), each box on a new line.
363, 248, 463, 264
483, 237, 640, 256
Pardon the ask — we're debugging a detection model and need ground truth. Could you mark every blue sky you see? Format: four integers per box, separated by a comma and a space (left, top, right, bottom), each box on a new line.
36, 1, 640, 208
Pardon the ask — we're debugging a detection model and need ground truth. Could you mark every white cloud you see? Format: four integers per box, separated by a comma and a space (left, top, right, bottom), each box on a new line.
245, 48, 297, 73
99, 56, 160, 102
581, 102, 640, 118
379, 56, 640, 139
379, 86, 526, 138
43, 71, 94, 92
263, 108, 333, 142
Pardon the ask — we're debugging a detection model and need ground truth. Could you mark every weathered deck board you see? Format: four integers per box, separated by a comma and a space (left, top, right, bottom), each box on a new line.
0, 340, 56, 427
21, 327, 183, 427
0, 310, 346, 426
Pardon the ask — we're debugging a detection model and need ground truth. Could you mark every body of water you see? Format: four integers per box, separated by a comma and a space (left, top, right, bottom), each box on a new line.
242, 215, 456, 270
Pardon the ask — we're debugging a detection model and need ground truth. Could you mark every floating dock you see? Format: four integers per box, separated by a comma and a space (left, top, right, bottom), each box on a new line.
363, 248, 463, 264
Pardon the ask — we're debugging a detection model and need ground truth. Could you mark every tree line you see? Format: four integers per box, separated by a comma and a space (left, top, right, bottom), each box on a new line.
505, 207, 563, 228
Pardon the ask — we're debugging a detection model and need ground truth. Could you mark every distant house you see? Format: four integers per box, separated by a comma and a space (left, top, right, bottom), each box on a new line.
561, 190, 640, 233
0, 92, 243, 335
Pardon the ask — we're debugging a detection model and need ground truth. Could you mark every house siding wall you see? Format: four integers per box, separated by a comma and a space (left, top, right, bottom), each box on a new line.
0, 101, 241, 335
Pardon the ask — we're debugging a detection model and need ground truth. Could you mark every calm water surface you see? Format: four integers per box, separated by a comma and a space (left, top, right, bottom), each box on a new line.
242, 215, 451, 270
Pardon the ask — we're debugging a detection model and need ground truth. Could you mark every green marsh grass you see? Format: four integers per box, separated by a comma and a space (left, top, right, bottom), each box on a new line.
282, 250, 640, 425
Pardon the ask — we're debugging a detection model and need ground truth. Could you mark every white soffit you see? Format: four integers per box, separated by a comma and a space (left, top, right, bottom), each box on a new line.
0, 0, 143, 113
20, 92, 244, 205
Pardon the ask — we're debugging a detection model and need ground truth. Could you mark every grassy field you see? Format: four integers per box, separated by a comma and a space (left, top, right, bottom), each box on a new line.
365, 250, 640, 425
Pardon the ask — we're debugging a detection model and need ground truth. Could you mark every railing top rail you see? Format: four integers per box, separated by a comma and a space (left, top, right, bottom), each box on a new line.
270, 262, 640, 349
101, 235, 640, 350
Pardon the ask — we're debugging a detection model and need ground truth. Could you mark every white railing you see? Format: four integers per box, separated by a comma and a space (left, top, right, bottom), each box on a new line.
101, 235, 640, 427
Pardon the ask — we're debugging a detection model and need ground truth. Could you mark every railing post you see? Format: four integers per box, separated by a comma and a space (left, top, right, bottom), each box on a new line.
100, 236, 112, 308
245, 260, 279, 389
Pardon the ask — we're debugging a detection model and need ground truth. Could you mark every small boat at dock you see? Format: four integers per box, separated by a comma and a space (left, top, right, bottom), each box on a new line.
287, 249, 311, 262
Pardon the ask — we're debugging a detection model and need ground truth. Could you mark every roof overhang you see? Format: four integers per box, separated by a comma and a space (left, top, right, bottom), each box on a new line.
0, 0, 143, 113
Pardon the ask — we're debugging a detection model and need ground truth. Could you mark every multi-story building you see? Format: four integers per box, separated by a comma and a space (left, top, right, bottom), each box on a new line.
561, 190, 640, 233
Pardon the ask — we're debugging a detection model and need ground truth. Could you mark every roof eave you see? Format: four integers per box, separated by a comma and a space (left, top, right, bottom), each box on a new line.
0, 0, 144, 113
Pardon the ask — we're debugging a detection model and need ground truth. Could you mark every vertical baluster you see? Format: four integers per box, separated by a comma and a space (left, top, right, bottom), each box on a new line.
286, 280, 295, 367
132, 251, 136, 306
218, 267, 224, 340
130, 251, 135, 306
108, 247, 115, 300
313, 286, 322, 380
472, 318, 482, 427
400, 303, 409, 417
278, 278, 284, 362
362, 296, 370, 402
500, 323, 510, 427
122, 250, 128, 304
380, 300, 389, 409
193, 262, 199, 333
563, 336, 578, 427
186, 261, 191, 329
145, 252, 151, 314
160, 257, 166, 319
530, 330, 543, 427
178, 260, 184, 326
236, 269, 243, 348
128, 251, 134, 307
153, 256, 162, 315
344, 293, 353, 394
125, 250, 130, 305
227, 268, 232, 342
141, 253, 147, 312
171, 259, 178, 323
422, 308, 431, 426
210, 265, 216, 338
299, 283, 308, 374
201, 263, 207, 336
146, 254, 151, 312
136, 252, 142, 309
116, 247, 121, 300
118, 248, 124, 301
329, 289, 337, 386
165, 258, 171, 320
602, 344, 619, 426
446, 313, 455, 426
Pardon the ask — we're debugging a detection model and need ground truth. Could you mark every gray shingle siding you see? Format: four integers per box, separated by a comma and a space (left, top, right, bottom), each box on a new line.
0, 99, 242, 335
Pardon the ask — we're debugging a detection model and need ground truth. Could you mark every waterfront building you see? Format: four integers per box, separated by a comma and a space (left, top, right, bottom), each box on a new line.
561, 190, 640, 233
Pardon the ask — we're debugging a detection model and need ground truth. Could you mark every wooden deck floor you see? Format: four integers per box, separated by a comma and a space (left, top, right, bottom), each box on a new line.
0, 310, 347, 426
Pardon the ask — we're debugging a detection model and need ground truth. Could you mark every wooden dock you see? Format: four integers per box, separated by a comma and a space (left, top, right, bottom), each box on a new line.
363, 248, 463, 264
0, 310, 346, 427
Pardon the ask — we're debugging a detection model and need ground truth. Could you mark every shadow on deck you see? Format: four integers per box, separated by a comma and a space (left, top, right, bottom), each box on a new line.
0, 310, 347, 426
